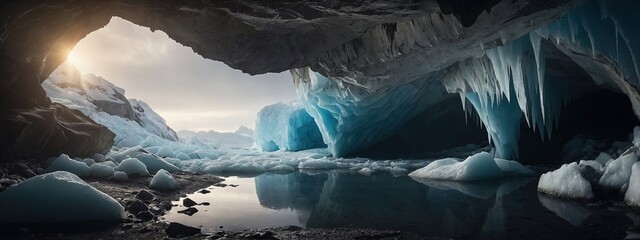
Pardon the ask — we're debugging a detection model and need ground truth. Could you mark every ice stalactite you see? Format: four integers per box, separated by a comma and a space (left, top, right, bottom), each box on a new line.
443, 31, 577, 159
535, 0, 640, 89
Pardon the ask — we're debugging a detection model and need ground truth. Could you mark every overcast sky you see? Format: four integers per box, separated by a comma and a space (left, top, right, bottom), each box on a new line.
68, 17, 298, 132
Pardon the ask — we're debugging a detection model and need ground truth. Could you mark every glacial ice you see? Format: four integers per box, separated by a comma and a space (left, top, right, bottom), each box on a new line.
625, 162, 640, 207
494, 158, 537, 177
150, 169, 181, 190
598, 152, 637, 191
115, 158, 149, 176
113, 171, 129, 181
255, 102, 326, 152
293, 68, 448, 157
537, 162, 594, 199
408, 152, 504, 181
89, 163, 116, 178
46, 154, 90, 177
135, 153, 180, 173
0, 171, 125, 223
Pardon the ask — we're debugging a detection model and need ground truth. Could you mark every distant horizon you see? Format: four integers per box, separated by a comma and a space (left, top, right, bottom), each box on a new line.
68, 17, 298, 132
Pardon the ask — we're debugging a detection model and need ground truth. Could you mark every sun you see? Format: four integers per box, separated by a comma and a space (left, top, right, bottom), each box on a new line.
67, 51, 79, 66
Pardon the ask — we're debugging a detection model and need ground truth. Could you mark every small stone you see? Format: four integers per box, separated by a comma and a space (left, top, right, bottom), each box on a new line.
177, 207, 198, 216
159, 201, 172, 211
136, 211, 154, 222
183, 198, 197, 207
198, 189, 211, 194
214, 183, 227, 188
201, 202, 210, 206
166, 222, 200, 238
122, 224, 133, 230
136, 190, 155, 201
127, 200, 148, 214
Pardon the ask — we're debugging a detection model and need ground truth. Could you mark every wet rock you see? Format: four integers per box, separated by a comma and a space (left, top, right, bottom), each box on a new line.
177, 207, 199, 216
166, 222, 200, 238
127, 200, 148, 214
201, 202, 210, 206
183, 198, 197, 207
199, 189, 211, 194
0, 178, 18, 186
136, 211, 154, 222
214, 183, 227, 188
159, 201, 172, 211
136, 190, 155, 201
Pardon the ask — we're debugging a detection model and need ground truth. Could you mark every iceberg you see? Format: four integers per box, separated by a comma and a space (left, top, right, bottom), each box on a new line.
408, 152, 503, 181
537, 162, 594, 199
0, 171, 125, 223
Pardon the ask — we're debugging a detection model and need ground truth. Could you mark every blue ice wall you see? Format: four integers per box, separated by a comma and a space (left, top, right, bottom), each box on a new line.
535, 0, 640, 88
255, 102, 326, 152
294, 68, 448, 157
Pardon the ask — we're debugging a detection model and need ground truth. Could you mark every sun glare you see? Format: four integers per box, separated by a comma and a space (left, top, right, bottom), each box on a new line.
67, 52, 79, 66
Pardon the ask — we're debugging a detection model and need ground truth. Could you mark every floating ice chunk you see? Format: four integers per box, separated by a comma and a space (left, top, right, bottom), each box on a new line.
46, 154, 90, 177
112, 171, 129, 181
90, 163, 116, 178
494, 158, 537, 177
156, 146, 174, 158
269, 165, 296, 173
115, 158, 149, 176
101, 161, 117, 168
176, 152, 190, 160
358, 167, 375, 176
108, 146, 143, 162
599, 152, 637, 191
78, 158, 96, 166
409, 152, 503, 181
298, 159, 339, 169
227, 163, 266, 174
625, 162, 640, 207
0, 171, 125, 223
594, 152, 613, 165
135, 153, 180, 173
93, 153, 106, 162
149, 169, 181, 190
538, 162, 593, 199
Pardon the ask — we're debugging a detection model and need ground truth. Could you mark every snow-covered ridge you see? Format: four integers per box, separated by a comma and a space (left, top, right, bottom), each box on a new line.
177, 126, 254, 148
43, 62, 179, 142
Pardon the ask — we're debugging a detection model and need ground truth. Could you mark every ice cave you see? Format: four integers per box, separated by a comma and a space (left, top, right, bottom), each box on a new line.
2, 0, 640, 239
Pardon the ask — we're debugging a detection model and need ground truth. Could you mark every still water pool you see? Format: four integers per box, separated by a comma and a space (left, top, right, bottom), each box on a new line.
163, 171, 636, 239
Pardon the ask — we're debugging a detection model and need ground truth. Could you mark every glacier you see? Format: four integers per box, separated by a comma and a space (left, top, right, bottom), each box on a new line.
255, 102, 326, 152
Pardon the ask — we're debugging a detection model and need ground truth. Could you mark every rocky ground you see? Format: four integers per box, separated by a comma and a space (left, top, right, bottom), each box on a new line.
0, 162, 447, 240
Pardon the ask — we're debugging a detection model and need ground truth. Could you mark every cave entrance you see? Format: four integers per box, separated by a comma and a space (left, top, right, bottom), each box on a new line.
517, 87, 638, 165
516, 41, 640, 165
46, 16, 298, 147
352, 95, 489, 159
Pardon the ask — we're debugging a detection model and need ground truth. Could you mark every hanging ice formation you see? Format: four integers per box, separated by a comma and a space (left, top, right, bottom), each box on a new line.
290, 0, 640, 159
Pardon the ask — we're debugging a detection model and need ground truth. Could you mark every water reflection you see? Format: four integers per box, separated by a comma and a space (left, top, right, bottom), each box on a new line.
165, 171, 634, 239
537, 194, 592, 226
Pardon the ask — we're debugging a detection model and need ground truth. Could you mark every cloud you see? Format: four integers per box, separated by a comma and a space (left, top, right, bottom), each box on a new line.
70, 17, 298, 132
